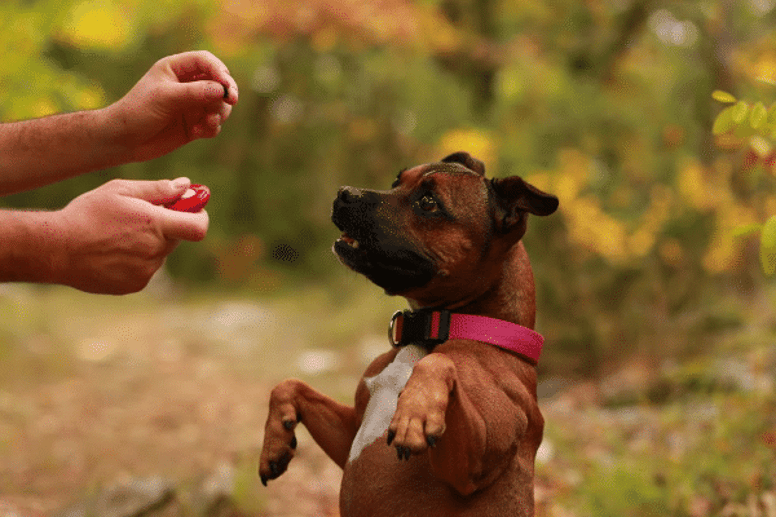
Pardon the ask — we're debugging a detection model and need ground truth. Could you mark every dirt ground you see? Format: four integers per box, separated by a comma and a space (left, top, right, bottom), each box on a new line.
5, 284, 773, 517
0, 286, 357, 517
1, 284, 562, 517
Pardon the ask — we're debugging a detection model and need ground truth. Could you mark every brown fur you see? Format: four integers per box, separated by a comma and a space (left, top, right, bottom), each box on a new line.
258, 153, 557, 516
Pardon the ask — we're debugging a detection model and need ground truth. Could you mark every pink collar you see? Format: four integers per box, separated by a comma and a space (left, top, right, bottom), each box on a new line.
389, 309, 544, 363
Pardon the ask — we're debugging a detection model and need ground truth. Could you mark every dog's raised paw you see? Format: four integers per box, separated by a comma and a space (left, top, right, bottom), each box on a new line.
259, 381, 304, 485
387, 354, 452, 459
259, 445, 295, 485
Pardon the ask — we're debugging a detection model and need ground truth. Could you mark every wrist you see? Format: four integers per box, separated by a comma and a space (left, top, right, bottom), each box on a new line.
92, 104, 131, 169
0, 210, 69, 286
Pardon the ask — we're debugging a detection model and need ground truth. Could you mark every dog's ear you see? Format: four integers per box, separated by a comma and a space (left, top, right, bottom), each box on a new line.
491, 176, 558, 232
441, 152, 485, 176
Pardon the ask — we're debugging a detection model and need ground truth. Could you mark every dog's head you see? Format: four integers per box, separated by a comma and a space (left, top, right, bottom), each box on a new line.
331, 152, 558, 301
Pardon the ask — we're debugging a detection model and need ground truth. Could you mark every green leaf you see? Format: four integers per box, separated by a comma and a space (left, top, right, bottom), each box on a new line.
733, 121, 755, 140
732, 101, 749, 124
750, 102, 767, 129
768, 102, 776, 125
712, 106, 736, 135
732, 223, 762, 239
712, 90, 737, 103
760, 215, 776, 276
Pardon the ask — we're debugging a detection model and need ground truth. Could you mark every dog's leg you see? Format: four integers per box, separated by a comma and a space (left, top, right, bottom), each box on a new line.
259, 379, 359, 485
388, 352, 529, 496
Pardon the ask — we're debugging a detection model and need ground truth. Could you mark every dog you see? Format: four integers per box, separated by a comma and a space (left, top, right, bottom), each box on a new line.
258, 152, 558, 516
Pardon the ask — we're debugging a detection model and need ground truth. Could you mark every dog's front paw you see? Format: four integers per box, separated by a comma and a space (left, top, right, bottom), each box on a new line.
387, 354, 454, 460
258, 380, 302, 485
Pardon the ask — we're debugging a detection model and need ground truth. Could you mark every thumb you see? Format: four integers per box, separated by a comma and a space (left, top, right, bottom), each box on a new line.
170, 80, 227, 108
118, 177, 191, 205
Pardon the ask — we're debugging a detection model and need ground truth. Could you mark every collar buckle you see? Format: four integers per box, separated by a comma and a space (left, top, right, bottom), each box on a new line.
388, 309, 451, 349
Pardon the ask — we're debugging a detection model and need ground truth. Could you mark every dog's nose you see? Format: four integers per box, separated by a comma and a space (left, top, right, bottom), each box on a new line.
337, 186, 363, 204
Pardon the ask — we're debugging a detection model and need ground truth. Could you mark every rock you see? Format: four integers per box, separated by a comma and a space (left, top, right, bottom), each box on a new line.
190, 462, 240, 517
55, 476, 176, 517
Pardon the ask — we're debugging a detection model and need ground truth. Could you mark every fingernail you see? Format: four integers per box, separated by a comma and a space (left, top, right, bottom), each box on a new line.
172, 177, 190, 190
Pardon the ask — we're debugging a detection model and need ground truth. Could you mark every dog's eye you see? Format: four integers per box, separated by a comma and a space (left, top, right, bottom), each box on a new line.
418, 194, 438, 212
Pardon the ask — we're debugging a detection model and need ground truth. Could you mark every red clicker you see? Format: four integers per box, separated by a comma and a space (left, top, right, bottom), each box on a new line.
165, 184, 211, 212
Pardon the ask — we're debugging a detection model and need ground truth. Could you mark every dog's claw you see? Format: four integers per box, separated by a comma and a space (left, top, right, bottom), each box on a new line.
260, 474, 268, 487
395, 446, 412, 461
282, 419, 295, 430
290, 435, 297, 449
427, 435, 437, 448
387, 430, 396, 446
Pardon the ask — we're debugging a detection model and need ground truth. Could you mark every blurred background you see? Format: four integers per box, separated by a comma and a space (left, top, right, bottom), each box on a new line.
2, 0, 776, 516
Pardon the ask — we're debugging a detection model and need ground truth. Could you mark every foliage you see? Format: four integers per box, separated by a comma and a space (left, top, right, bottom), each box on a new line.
541, 386, 776, 517
712, 89, 776, 276
2, 0, 776, 374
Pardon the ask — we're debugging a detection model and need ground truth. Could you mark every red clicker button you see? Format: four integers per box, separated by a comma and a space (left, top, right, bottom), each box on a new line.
165, 184, 210, 212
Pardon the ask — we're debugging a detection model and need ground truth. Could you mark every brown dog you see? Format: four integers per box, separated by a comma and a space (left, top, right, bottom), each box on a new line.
258, 152, 558, 516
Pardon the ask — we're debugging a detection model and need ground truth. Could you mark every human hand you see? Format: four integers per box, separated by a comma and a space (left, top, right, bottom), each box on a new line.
104, 51, 239, 164
51, 178, 209, 294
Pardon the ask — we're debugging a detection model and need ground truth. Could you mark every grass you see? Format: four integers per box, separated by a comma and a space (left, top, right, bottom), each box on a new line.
539, 388, 776, 516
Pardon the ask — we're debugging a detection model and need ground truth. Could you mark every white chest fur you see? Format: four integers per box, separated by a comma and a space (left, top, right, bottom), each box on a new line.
348, 344, 428, 463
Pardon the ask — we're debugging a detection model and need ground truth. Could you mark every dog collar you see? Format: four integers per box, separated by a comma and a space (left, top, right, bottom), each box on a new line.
388, 309, 544, 363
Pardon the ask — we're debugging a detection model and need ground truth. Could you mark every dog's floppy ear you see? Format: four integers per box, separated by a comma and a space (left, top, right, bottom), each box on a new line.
491, 176, 558, 232
441, 152, 486, 176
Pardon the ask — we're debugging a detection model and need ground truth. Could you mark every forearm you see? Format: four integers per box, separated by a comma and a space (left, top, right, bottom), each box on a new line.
0, 108, 123, 196
0, 210, 65, 285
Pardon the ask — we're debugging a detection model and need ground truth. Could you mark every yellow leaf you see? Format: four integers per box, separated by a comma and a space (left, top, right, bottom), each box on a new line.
712, 90, 736, 103
677, 161, 713, 212
438, 128, 496, 172
755, 54, 776, 86
59, 1, 135, 51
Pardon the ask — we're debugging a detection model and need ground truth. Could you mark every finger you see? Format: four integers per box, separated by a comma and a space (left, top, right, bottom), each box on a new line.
115, 178, 191, 205
165, 51, 239, 105
166, 50, 230, 83
223, 80, 239, 106
157, 208, 209, 242
171, 80, 228, 108
217, 98, 233, 123
190, 120, 221, 140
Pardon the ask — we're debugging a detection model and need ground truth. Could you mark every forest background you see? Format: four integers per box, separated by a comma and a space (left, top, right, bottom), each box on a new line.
3, 1, 776, 516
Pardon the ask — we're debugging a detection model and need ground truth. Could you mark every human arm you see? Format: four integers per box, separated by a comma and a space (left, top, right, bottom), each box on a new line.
0, 51, 238, 196
0, 178, 208, 294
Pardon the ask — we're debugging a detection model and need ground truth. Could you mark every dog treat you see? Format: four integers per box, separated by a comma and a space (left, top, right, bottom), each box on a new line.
164, 184, 210, 212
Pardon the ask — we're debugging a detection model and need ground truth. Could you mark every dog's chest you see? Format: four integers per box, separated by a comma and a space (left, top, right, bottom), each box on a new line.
348, 344, 427, 463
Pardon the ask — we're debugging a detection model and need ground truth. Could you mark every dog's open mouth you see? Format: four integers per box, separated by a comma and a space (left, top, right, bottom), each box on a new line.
331, 202, 436, 293
337, 233, 360, 249
333, 231, 367, 269
333, 233, 436, 294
